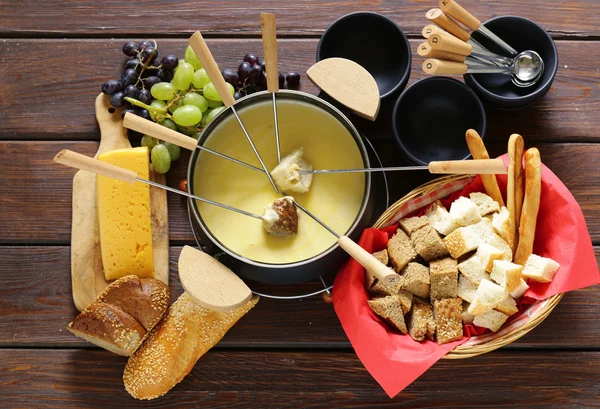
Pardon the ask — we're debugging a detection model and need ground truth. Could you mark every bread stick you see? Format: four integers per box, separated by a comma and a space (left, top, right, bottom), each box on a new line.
514, 148, 542, 265
507, 134, 525, 253
465, 129, 505, 206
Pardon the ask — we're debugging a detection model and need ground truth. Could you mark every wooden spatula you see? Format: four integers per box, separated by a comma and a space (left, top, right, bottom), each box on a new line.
178, 246, 252, 312
307, 57, 380, 121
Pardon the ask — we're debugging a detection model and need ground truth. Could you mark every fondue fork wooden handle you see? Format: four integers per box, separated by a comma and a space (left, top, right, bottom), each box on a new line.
261, 13, 279, 93
429, 159, 507, 175
417, 42, 466, 63
428, 33, 472, 56
426, 8, 471, 42
337, 236, 400, 286
466, 129, 505, 206
422, 59, 468, 75
438, 0, 481, 31
54, 150, 138, 183
188, 31, 235, 107
123, 113, 198, 151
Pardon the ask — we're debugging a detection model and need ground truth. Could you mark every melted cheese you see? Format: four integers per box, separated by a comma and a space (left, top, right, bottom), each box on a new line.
97, 147, 154, 280
193, 98, 366, 264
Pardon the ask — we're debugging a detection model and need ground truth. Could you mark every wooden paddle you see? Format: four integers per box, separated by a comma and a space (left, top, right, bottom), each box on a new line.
307, 58, 380, 121
178, 246, 252, 312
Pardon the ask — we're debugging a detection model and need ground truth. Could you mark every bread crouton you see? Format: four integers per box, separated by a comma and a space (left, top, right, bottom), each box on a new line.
425, 200, 460, 236
485, 233, 512, 262
492, 207, 513, 248
443, 218, 495, 258
399, 216, 430, 236
408, 300, 436, 342
490, 260, 522, 292
433, 298, 464, 345
368, 272, 404, 297
468, 279, 509, 316
449, 196, 483, 226
458, 256, 490, 285
410, 225, 449, 262
476, 243, 504, 272
462, 301, 475, 324
510, 278, 530, 299
457, 274, 478, 303
401, 262, 430, 299
368, 295, 408, 334
429, 257, 458, 301
495, 296, 518, 316
522, 254, 561, 283
473, 309, 509, 332
470, 192, 500, 216
366, 249, 389, 288
387, 229, 417, 272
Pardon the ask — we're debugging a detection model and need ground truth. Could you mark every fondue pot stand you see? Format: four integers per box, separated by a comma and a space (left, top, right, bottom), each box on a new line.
187, 90, 389, 295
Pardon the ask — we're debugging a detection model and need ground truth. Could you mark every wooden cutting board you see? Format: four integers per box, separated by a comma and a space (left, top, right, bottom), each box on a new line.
70, 94, 169, 311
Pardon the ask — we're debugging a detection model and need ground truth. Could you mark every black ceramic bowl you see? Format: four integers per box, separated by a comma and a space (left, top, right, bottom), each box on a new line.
392, 77, 486, 165
316, 12, 411, 99
464, 16, 558, 110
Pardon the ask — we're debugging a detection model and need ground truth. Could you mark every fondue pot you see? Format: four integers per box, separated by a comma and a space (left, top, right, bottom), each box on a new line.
186, 89, 376, 285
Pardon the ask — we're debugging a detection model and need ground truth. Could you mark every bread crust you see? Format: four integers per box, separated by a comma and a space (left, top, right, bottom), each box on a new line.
507, 134, 525, 253
465, 129, 504, 206
514, 148, 542, 265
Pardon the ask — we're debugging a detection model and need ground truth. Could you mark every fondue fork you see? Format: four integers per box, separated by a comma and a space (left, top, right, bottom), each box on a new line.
188, 31, 279, 192
261, 13, 282, 164
300, 159, 508, 175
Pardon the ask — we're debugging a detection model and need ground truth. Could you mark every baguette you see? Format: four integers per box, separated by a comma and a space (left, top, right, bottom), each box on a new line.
124, 292, 259, 400
507, 134, 525, 252
514, 148, 542, 265
465, 129, 505, 206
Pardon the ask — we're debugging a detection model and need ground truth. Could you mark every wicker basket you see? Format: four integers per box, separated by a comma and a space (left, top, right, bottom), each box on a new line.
371, 174, 563, 359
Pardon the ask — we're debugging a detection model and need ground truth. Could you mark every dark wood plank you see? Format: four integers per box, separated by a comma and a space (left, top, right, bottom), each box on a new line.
1, 0, 598, 38
1, 141, 599, 244
1, 349, 600, 408
0, 245, 598, 348
0, 39, 598, 142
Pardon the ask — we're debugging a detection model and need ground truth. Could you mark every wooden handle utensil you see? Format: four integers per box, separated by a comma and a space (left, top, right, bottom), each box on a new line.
123, 113, 198, 151
417, 42, 466, 63
428, 158, 506, 174
261, 13, 279, 93
54, 149, 138, 183
426, 8, 471, 42
188, 31, 235, 107
428, 33, 472, 56
439, 0, 481, 31
337, 236, 399, 286
422, 59, 468, 75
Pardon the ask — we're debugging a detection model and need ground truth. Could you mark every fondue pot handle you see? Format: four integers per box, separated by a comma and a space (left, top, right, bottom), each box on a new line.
189, 31, 236, 107
123, 113, 198, 151
261, 13, 280, 93
337, 236, 401, 286
54, 150, 138, 183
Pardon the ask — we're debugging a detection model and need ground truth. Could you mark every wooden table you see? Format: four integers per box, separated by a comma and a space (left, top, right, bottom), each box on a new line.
0, 1, 599, 407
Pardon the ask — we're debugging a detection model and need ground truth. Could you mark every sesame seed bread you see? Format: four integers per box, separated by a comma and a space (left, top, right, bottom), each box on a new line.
473, 309, 509, 332
510, 278, 530, 299
408, 299, 435, 342
410, 224, 449, 262
67, 276, 171, 356
124, 293, 259, 400
522, 254, 561, 283
458, 256, 490, 285
468, 279, 509, 316
476, 243, 505, 272
387, 229, 418, 272
443, 218, 495, 258
469, 192, 500, 216
399, 216, 430, 236
449, 196, 482, 227
492, 206, 513, 249
433, 298, 463, 345
425, 200, 460, 236
490, 260, 523, 293
368, 295, 408, 334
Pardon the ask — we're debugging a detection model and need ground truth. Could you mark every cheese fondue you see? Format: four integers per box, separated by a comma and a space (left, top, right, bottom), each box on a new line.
192, 97, 366, 264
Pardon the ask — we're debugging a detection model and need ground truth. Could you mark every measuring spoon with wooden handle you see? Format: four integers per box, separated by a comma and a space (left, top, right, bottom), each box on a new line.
425, 9, 488, 53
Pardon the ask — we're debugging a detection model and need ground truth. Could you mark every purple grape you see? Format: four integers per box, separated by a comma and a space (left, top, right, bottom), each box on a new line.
122, 41, 139, 57
243, 53, 260, 66
145, 76, 161, 88
121, 108, 137, 118
110, 92, 126, 108
101, 79, 123, 96
278, 72, 285, 88
157, 68, 173, 82
260, 61, 266, 71
286, 72, 300, 89
137, 108, 151, 121
139, 40, 152, 51
141, 47, 158, 64
161, 54, 178, 70
121, 68, 138, 87
125, 58, 141, 72
138, 89, 152, 104
238, 62, 252, 82
124, 84, 140, 99
222, 68, 239, 86
233, 92, 243, 100
249, 64, 262, 85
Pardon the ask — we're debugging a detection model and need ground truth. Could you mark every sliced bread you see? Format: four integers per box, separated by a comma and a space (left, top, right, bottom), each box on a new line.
468, 278, 509, 316
490, 260, 523, 292
425, 200, 460, 236
433, 298, 463, 345
387, 229, 418, 272
522, 254, 561, 283
473, 309, 509, 332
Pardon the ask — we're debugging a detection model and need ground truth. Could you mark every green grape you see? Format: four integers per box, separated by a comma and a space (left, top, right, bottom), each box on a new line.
141, 135, 158, 150
206, 98, 224, 109
226, 83, 235, 96
172, 105, 202, 126
207, 106, 226, 124
168, 98, 183, 114
192, 69, 210, 89
171, 62, 194, 91
160, 118, 178, 131
183, 92, 209, 112
200, 110, 211, 126
151, 82, 176, 101
203, 82, 221, 101
151, 144, 171, 174
149, 100, 168, 120
184, 45, 202, 70
177, 125, 198, 135
163, 142, 181, 161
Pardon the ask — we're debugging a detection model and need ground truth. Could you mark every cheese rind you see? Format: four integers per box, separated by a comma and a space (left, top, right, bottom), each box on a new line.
97, 147, 154, 280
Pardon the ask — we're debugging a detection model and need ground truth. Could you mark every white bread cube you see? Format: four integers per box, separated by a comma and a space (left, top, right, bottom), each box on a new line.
522, 254, 561, 283
443, 218, 495, 258
470, 192, 500, 216
492, 207, 513, 248
449, 197, 483, 227
476, 243, 504, 272
425, 200, 460, 236
458, 256, 490, 285
468, 279, 508, 316
462, 301, 475, 325
486, 233, 512, 262
473, 309, 509, 332
495, 296, 518, 316
490, 260, 523, 293
510, 278, 530, 299
457, 274, 477, 303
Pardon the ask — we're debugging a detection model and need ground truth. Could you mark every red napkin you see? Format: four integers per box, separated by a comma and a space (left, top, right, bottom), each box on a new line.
333, 154, 599, 397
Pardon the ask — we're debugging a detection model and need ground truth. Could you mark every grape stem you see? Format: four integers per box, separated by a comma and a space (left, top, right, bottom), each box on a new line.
134, 39, 159, 89
124, 97, 167, 114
